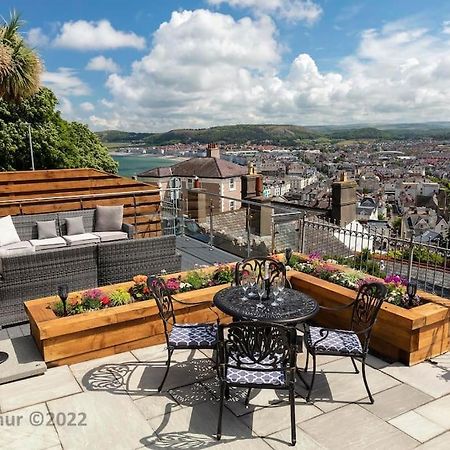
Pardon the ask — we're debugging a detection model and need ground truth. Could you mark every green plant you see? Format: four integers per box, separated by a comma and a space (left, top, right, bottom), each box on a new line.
212, 264, 234, 284
184, 270, 209, 290
109, 288, 132, 307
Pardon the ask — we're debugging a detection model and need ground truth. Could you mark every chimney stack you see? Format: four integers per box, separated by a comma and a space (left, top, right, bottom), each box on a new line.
206, 143, 220, 159
331, 172, 357, 226
241, 162, 263, 199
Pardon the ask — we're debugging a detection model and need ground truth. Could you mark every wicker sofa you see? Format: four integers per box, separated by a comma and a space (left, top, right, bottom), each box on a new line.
0, 210, 181, 326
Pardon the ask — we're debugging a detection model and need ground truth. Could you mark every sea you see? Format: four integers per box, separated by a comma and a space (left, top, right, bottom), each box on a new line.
112, 154, 179, 178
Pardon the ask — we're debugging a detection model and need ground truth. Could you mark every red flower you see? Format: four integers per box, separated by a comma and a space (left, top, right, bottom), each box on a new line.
100, 296, 111, 306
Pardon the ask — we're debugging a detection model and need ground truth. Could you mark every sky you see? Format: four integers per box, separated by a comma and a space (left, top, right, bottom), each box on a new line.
5, 0, 450, 131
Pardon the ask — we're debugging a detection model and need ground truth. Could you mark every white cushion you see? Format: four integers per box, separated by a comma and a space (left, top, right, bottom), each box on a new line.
0, 215, 21, 247
63, 233, 100, 246
93, 231, 128, 242
0, 242, 35, 273
29, 237, 67, 251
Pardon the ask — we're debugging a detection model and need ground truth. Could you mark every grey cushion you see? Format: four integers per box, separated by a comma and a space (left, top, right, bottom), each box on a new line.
37, 220, 58, 239
93, 231, 128, 242
63, 233, 100, 246
0, 242, 35, 273
94, 206, 124, 232
65, 216, 85, 235
29, 237, 66, 251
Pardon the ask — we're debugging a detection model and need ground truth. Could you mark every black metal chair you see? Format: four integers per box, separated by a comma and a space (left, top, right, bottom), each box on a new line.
148, 277, 219, 392
303, 282, 387, 404
234, 257, 289, 287
217, 321, 298, 446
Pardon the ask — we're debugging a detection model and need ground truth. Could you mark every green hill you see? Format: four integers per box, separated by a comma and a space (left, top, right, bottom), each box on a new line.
97, 124, 318, 146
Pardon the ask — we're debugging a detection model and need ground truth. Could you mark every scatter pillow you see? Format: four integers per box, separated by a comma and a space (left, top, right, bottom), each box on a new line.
0, 215, 21, 247
37, 220, 58, 240
94, 205, 124, 232
65, 216, 85, 235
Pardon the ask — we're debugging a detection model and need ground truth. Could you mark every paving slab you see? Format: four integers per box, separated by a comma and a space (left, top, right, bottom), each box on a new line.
296, 357, 400, 412
147, 400, 262, 448
414, 394, 450, 429
301, 404, 418, 449
241, 399, 323, 437
0, 336, 46, 385
263, 425, 325, 449
70, 351, 137, 394
47, 390, 155, 450
416, 431, 450, 449
362, 383, 433, 420
6, 326, 23, 339
0, 365, 81, 413
389, 410, 446, 443
383, 358, 450, 398
0, 402, 61, 450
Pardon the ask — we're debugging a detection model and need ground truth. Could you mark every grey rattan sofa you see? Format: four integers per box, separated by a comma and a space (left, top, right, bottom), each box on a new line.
0, 210, 181, 326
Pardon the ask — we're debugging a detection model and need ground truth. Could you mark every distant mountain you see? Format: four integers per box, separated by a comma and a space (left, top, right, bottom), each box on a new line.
97, 124, 318, 146
96, 122, 450, 146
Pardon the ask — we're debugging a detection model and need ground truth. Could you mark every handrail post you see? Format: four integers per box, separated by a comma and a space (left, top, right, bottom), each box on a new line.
407, 233, 415, 282
246, 204, 251, 257
271, 216, 276, 255
209, 199, 214, 251
300, 216, 306, 254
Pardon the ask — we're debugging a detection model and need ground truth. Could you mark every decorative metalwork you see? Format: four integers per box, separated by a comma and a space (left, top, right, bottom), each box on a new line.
216, 321, 297, 445
234, 257, 286, 287
148, 277, 176, 326
303, 281, 387, 404
213, 286, 319, 324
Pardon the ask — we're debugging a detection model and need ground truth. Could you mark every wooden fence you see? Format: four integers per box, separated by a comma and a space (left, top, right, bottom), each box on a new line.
0, 168, 162, 238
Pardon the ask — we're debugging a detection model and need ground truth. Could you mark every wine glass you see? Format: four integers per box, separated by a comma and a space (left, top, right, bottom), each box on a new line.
241, 274, 250, 300
271, 278, 280, 307
248, 271, 256, 297
278, 276, 285, 300
256, 278, 265, 308
57, 284, 69, 316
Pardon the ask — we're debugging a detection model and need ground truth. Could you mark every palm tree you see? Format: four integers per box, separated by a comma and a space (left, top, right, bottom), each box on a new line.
0, 12, 42, 102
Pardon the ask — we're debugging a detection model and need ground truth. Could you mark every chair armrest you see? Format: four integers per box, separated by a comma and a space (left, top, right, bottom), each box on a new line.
121, 222, 135, 239
319, 299, 356, 312
173, 298, 220, 323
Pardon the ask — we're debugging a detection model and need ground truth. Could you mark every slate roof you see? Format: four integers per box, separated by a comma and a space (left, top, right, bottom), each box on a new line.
139, 157, 247, 179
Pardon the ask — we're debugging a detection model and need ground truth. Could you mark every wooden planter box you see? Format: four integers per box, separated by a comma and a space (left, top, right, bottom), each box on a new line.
289, 271, 449, 365
25, 277, 231, 367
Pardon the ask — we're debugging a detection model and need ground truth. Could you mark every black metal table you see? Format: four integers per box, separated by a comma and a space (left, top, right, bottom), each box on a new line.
213, 286, 319, 324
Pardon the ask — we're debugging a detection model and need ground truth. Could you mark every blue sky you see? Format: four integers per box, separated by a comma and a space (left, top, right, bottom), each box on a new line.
5, 0, 450, 131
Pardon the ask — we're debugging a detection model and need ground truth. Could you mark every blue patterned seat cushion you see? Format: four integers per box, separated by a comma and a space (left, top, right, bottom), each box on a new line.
306, 326, 363, 355
226, 355, 286, 385
169, 324, 217, 348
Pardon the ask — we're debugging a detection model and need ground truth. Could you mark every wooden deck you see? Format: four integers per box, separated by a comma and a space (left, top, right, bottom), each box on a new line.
0, 168, 162, 238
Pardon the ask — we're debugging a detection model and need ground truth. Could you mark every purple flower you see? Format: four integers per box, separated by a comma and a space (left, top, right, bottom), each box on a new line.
384, 274, 408, 286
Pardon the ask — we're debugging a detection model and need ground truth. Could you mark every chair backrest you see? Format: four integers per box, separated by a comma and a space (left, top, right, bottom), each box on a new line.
234, 257, 287, 287
147, 277, 176, 329
351, 282, 387, 348
218, 321, 296, 379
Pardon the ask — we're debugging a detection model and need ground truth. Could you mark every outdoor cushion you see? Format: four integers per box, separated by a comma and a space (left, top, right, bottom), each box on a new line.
37, 220, 58, 239
94, 205, 124, 232
65, 216, 85, 235
168, 324, 218, 348
29, 237, 67, 251
63, 233, 100, 246
0, 215, 21, 247
226, 355, 285, 385
93, 231, 128, 242
0, 242, 35, 273
306, 326, 363, 355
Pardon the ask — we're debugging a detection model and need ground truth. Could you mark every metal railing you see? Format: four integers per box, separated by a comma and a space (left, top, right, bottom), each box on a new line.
159, 187, 449, 298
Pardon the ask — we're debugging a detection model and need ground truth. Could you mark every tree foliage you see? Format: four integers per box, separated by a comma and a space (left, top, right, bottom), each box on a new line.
0, 12, 42, 102
0, 87, 118, 172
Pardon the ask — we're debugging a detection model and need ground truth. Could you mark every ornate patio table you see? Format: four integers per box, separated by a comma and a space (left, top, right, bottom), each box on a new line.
213, 286, 319, 324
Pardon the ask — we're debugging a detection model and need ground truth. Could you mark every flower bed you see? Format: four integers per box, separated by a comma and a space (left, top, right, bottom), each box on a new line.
51, 264, 235, 317
287, 252, 420, 308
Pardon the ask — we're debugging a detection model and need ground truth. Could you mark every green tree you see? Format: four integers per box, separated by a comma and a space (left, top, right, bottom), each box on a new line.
0, 87, 118, 172
0, 12, 42, 102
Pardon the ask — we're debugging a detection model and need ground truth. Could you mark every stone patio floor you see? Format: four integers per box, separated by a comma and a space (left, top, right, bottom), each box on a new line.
0, 343, 449, 450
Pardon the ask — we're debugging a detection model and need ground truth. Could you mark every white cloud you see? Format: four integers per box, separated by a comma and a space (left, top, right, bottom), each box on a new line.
88, 10, 450, 131
442, 20, 450, 34
207, 0, 322, 23
42, 68, 90, 96
26, 27, 50, 47
86, 55, 120, 73
80, 101, 95, 112
53, 20, 145, 50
